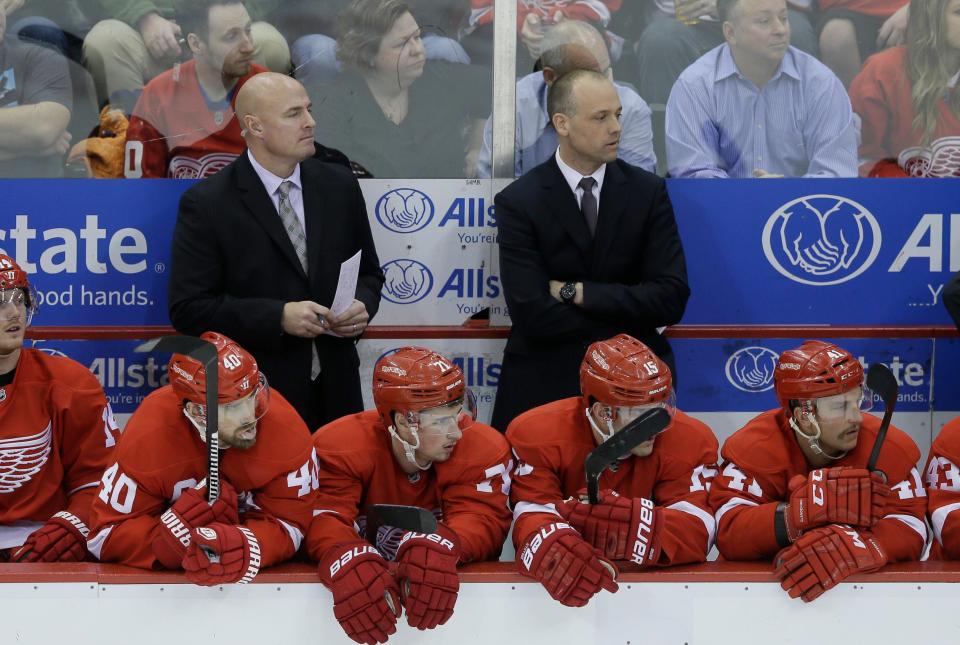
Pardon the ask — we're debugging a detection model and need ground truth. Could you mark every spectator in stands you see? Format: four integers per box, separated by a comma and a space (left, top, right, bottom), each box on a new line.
123, 0, 266, 178
82, 0, 288, 113
477, 19, 655, 178
461, 0, 625, 74
0, 7, 72, 177
635, 0, 817, 106
819, 0, 909, 88
290, 0, 469, 88
849, 0, 960, 178
309, 0, 490, 178
665, 0, 858, 178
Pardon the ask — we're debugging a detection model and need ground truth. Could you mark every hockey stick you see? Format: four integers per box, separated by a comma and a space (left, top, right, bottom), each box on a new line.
865, 362, 898, 482
364, 504, 438, 544
585, 408, 671, 504
136, 335, 221, 503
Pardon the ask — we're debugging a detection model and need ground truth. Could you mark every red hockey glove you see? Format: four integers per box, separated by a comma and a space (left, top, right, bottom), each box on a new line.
517, 521, 619, 607
319, 542, 401, 645
786, 468, 889, 538
12, 511, 90, 562
182, 523, 260, 585
152, 483, 239, 568
774, 524, 888, 602
559, 490, 664, 564
394, 524, 460, 630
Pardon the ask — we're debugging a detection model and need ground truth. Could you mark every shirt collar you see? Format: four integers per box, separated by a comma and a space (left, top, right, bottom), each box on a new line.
246, 149, 302, 197
555, 147, 606, 196
715, 43, 799, 84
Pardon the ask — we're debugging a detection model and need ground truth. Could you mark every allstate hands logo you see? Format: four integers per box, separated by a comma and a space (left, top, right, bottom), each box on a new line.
375, 188, 434, 233
382, 259, 433, 304
762, 195, 881, 286
725, 346, 779, 393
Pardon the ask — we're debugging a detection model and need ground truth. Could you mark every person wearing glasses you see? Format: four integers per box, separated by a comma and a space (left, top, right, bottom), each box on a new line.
306, 347, 511, 645
507, 334, 719, 607
709, 340, 926, 602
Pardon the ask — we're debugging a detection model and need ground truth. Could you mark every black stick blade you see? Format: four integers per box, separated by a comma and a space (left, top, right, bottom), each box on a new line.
866, 363, 898, 409
135, 335, 217, 363
585, 407, 671, 504
364, 504, 438, 544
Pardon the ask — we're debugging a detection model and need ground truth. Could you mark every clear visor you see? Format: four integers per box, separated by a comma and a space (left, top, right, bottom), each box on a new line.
0, 287, 34, 326
809, 386, 873, 421
415, 390, 476, 437
195, 373, 270, 428
611, 389, 678, 426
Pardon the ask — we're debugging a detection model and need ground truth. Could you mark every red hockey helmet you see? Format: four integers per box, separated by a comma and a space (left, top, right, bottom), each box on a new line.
580, 334, 673, 409
168, 332, 268, 416
0, 253, 37, 319
373, 347, 466, 429
774, 340, 864, 410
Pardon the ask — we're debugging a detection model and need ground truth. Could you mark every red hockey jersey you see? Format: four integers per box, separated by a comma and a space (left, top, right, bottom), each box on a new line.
123, 60, 266, 179
818, 0, 907, 17
507, 397, 719, 567
468, 0, 621, 30
306, 411, 512, 564
0, 348, 117, 549
924, 417, 960, 559
710, 408, 926, 562
87, 385, 318, 570
850, 46, 960, 177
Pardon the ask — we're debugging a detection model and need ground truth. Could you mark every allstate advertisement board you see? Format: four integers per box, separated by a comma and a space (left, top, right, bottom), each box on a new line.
361, 179, 499, 325
670, 179, 959, 325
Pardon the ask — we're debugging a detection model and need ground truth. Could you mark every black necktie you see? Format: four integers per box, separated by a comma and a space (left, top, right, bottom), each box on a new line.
578, 176, 598, 236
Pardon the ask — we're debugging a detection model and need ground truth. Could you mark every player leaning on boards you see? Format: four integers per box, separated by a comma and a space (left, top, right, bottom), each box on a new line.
306, 347, 512, 645
924, 414, 960, 558
87, 332, 318, 585
0, 254, 120, 563
710, 340, 926, 602
508, 334, 720, 606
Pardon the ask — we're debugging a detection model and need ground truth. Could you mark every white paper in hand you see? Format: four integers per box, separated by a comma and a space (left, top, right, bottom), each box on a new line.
330, 250, 361, 317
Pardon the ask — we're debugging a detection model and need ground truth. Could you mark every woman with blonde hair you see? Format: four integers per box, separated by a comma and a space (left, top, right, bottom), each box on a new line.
850, 0, 960, 177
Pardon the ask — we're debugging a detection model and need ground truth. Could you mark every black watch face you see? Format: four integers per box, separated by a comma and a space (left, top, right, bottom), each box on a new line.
560, 283, 576, 301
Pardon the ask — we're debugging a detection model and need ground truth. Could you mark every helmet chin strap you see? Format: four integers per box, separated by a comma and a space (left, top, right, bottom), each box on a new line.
183, 407, 231, 450
586, 408, 616, 444
388, 424, 431, 471
789, 416, 846, 461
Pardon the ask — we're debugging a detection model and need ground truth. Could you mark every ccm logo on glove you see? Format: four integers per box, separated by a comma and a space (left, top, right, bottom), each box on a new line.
811, 470, 825, 507
329, 544, 381, 577
397, 531, 455, 551
630, 498, 656, 564
520, 522, 573, 571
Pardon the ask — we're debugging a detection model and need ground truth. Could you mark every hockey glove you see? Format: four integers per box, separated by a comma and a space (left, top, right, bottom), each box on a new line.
517, 522, 619, 607
320, 542, 401, 645
182, 523, 260, 585
774, 524, 888, 602
152, 483, 239, 568
559, 489, 664, 564
12, 511, 90, 562
394, 524, 460, 630
785, 467, 889, 539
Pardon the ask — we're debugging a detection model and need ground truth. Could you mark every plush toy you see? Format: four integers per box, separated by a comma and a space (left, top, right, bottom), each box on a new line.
67, 105, 129, 178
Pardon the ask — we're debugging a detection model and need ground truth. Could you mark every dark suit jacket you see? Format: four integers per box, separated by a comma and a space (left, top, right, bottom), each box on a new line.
491, 157, 690, 431
168, 152, 385, 428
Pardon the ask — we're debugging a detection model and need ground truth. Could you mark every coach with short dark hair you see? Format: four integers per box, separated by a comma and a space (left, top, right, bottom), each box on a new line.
491, 68, 690, 433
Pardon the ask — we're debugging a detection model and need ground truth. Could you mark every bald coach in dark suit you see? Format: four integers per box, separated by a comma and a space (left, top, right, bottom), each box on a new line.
492, 69, 689, 432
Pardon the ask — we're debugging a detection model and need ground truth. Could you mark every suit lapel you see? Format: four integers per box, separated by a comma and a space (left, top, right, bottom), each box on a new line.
235, 153, 308, 280
543, 157, 592, 256
300, 161, 324, 284
592, 161, 628, 273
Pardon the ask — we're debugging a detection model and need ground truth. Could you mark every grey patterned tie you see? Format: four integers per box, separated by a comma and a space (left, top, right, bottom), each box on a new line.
578, 176, 598, 236
277, 180, 321, 380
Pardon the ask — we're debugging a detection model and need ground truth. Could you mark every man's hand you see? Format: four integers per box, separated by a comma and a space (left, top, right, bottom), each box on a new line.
152, 483, 239, 568
675, 0, 719, 21
785, 467, 889, 538
548, 280, 582, 305
753, 169, 785, 178
517, 522, 618, 607
282, 300, 331, 338
774, 524, 887, 602
877, 4, 909, 49
12, 511, 90, 562
31, 130, 72, 158
138, 12, 182, 61
558, 490, 663, 564
182, 523, 260, 585
519, 13, 547, 60
394, 525, 460, 630
320, 542, 401, 645
327, 299, 369, 338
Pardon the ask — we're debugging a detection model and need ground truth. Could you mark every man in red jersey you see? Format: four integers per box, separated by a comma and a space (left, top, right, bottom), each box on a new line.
307, 347, 512, 645
0, 254, 119, 562
508, 333, 719, 607
709, 340, 926, 602
124, 0, 266, 178
87, 331, 318, 586
924, 416, 960, 559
